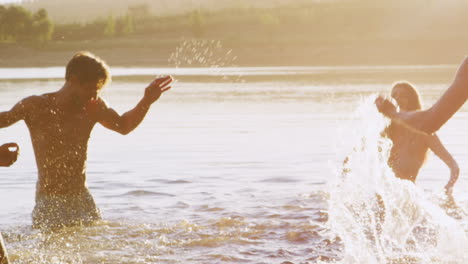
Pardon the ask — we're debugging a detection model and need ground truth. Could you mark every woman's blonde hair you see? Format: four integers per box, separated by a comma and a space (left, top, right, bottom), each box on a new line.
391, 81, 422, 111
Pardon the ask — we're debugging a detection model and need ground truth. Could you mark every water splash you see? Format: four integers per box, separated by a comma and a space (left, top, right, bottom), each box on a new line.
168, 39, 244, 82
328, 96, 468, 264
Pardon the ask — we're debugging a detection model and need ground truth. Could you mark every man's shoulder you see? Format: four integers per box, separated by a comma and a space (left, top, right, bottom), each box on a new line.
22, 93, 52, 103
94, 96, 111, 109
17, 93, 56, 113
86, 96, 111, 117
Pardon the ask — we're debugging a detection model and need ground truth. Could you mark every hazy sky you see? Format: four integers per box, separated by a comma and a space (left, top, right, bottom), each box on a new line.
0, 0, 21, 3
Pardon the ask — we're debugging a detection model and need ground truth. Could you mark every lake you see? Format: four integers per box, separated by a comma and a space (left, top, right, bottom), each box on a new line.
0, 66, 467, 263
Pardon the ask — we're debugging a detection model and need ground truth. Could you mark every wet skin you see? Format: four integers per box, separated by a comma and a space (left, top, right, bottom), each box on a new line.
0, 143, 19, 167
379, 84, 459, 194
376, 56, 468, 134
0, 76, 172, 196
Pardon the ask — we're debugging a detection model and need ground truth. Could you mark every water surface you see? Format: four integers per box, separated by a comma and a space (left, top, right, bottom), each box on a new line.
0, 66, 466, 263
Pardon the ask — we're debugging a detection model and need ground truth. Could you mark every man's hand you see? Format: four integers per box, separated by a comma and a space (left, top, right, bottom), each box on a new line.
143, 76, 173, 104
375, 96, 397, 117
0, 143, 19, 167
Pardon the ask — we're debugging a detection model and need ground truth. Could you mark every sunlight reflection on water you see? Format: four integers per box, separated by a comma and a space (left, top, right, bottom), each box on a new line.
0, 65, 457, 80
0, 66, 466, 263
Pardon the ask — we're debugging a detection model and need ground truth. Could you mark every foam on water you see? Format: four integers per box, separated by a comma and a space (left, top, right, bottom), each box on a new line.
327, 96, 468, 264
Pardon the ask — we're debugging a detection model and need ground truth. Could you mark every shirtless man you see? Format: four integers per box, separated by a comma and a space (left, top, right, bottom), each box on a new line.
0, 51, 172, 229
0, 142, 19, 264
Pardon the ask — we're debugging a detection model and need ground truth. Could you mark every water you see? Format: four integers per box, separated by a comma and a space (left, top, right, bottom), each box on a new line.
0, 66, 467, 263
329, 98, 468, 264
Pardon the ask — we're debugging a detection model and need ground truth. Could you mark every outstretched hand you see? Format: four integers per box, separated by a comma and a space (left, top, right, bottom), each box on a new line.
144, 76, 173, 104
445, 185, 453, 197
375, 96, 397, 117
444, 179, 457, 196
440, 187, 464, 219
0, 142, 19, 167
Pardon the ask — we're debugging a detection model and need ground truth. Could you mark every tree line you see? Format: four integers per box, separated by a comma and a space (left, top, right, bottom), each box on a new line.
3, 1, 468, 45
52, 10, 136, 41
0, 5, 53, 43
0, 4, 138, 44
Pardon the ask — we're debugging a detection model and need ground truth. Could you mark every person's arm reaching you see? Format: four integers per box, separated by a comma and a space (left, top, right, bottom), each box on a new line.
0, 99, 27, 167
0, 98, 30, 129
0, 143, 19, 167
427, 134, 459, 195
376, 56, 468, 134
375, 97, 431, 136
96, 76, 172, 135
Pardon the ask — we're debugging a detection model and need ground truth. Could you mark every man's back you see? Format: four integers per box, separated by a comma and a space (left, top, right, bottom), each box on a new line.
23, 92, 98, 196
0, 51, 173, 229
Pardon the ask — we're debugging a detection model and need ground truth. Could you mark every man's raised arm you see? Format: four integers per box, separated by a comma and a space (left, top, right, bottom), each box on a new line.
97, 76, 172, 135
0, 98, 32, 128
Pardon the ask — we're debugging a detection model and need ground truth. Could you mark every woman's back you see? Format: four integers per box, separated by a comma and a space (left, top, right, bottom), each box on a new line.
386, 121, 429, 182
384, 81, 429, 182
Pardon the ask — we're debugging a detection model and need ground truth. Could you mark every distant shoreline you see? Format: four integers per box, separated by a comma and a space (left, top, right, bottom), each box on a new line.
3, 1, 468, 72
0, 59, 459, 84
1, 38, 467, 69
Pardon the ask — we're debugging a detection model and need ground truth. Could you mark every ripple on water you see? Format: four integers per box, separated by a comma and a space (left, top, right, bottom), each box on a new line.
258, 177, 300, 183
148, 179, 192, 185
4, 192, 343, 263
121, 190, 176, 197
197, 205, 225, 212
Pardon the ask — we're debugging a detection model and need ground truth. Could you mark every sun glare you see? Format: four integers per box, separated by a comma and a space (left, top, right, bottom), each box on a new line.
0, 0, 22, 3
